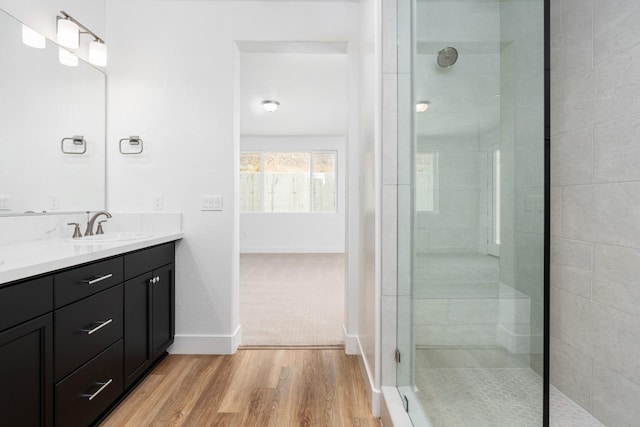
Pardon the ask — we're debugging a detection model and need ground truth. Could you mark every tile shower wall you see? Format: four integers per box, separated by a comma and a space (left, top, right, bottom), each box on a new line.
551, 0, 640, 425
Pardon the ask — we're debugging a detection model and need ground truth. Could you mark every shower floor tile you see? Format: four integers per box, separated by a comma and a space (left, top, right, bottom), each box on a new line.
413, 367, 604, 427
415, 368, 543, 427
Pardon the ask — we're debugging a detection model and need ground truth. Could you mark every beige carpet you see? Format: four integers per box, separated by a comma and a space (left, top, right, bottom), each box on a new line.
240, 253, 345, 346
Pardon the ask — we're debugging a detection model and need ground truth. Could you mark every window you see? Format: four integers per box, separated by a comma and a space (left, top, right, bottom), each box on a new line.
416, 152, 437, 212
240, 151, 337, 213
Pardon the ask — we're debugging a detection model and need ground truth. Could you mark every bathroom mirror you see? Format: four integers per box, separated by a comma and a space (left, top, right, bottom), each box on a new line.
0, 9, 106, 216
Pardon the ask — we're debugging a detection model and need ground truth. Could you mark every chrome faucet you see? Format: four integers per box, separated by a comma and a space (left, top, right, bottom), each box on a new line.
85, 211, 112, 236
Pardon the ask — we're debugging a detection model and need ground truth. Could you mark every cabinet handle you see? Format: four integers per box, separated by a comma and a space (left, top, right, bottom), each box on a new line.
83, 273, 113, 285
85, 318, 113, 335
86, 379, 113, 401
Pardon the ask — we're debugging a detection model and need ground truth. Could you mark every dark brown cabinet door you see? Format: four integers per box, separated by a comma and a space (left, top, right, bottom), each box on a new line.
124, 273, 152, 389
151, 263, 175, 359
0, 314, 53, 427
124, 262, 175, 386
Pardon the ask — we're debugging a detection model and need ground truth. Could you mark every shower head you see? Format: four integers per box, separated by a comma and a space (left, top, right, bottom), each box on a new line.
437, 47, 458, 67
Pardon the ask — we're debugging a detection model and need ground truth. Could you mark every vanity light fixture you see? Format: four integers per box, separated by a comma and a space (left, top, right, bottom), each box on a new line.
262, 100, 280, 113
89, 40, 107, 67
56, 14, 79, 49
58, 47, 78, 67
56, 11, 107, 67
416, 101, 430, 113
21, 25, 46, 49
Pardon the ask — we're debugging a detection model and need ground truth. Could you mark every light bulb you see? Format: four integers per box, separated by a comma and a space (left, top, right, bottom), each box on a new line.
22, 25, 46, 49
89, 40, 107, 67
59, 47, 78, 67
57, 18, 79, 49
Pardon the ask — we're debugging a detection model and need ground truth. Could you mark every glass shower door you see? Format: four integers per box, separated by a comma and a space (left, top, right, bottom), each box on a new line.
397, 0, 547, 425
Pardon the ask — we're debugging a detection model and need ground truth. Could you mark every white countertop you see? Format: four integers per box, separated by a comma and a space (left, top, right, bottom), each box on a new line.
0, 232, 183, 285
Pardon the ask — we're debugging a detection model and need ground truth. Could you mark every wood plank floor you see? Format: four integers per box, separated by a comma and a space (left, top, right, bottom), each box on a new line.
100, 349, 380, 427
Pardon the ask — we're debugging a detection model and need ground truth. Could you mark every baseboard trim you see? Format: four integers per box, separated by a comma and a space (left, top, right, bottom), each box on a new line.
357, 336, 381, 417
240, 247, 345, 254
169, 325, 242, 355
343, 325, 359, 355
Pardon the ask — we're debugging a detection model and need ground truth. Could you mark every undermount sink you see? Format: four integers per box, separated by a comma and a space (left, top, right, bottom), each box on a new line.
69, 232, 151, 243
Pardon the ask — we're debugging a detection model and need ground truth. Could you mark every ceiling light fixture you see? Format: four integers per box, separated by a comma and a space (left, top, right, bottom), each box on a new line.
56, 11, 107, 67
262, 100, 280, 113
415, 101, 430, 113
22, 25, 46, 49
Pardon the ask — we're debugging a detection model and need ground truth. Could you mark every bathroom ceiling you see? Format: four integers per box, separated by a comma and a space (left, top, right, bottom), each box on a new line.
239, 50, 348, 136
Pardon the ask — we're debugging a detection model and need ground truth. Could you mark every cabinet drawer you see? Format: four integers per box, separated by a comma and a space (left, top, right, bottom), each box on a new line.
0, 276, 53, 332
54, 257, 123, 308
124, 242, 174, 280
55, 339, 124, 427
55, 284, 123, 382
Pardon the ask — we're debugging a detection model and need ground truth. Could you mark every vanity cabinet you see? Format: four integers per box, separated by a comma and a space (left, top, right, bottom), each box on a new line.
0, 276, 54, 427
123, 243, 175, 388
0, 240, 176, 427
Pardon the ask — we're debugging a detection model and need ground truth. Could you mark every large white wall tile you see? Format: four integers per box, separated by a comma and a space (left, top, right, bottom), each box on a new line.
550, 288, 592, 356
562, 182, 640, 247
593, 243, 640, 317
550, 0, 593, 86
382, 0, 397, 75
594, 113, 640, 183
550, 187, 562, 238
592, 362, 640, 427
381, 295, 397, 386
382, 74, 398, 186
550, 336, 592, 412
593, 0, 640, 65
551, 128, 593, 186
551, 238, 592, 298
382, 185, 398, 296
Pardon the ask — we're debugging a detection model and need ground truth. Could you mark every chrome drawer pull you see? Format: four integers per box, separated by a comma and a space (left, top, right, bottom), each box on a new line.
87, 379, 113, 401
85, 318, 113, 335
83, 273, 113, 285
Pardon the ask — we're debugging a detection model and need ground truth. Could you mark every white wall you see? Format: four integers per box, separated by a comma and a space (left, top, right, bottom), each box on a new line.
240, 136, 346, 253
106, 0, 360, 354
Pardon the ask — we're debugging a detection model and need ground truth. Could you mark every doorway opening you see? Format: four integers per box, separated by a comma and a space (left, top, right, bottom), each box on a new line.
236, 42, 349, 347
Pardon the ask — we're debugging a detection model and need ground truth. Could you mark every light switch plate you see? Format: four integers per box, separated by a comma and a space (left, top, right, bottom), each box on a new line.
201, 195, 222, 211
153, 195, 164, 210
50, 194, 60, 210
